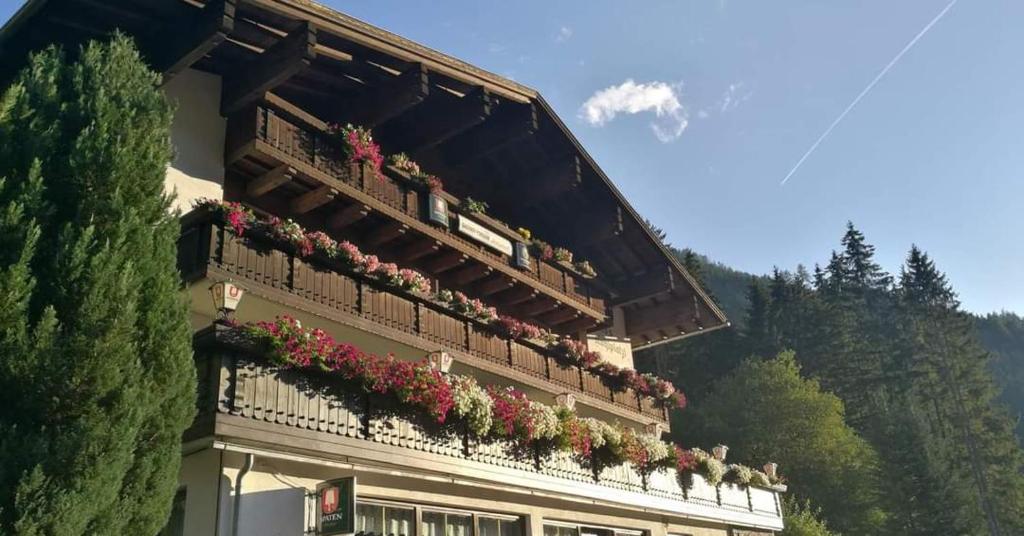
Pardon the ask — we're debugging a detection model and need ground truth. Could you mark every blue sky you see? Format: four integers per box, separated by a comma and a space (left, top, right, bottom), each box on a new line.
2, 1, 1021, 315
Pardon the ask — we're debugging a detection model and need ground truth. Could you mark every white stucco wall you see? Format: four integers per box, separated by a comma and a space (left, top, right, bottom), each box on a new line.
189, 449, 736, 536
177, 448, 225, 536
163, 68, 227, 214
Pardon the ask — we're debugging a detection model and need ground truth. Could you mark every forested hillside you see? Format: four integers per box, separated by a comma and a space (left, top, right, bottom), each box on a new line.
637, 224, 1024, 535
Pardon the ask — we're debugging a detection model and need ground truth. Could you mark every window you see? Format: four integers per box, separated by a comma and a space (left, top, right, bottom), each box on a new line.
423, 511, 472, 536
352, 499, 523, 536
544, 524, 579, 536
158, 488, 186, 536
480, 516, 523, 536
357, 502, 415, 536
545, 523, 641, 536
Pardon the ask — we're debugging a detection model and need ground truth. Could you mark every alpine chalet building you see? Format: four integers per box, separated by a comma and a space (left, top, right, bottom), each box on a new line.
0, 1, 786, 535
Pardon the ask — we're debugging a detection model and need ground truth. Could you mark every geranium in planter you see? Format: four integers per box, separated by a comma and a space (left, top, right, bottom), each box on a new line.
195, 199, 254, 236
333, 123, 384, 180
389, 152, 444, 193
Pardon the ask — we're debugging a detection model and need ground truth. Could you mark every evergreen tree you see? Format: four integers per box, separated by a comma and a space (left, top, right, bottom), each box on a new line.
895, 246, 1024, 534
0, 36, 194, 534
744, 276, 773, 356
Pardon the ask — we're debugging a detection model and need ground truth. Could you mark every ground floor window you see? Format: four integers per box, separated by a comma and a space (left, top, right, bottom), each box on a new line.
545, 522, 643, 536
357, 502, 415, 536
353, 500, 523, 536
479, 515, 523, 536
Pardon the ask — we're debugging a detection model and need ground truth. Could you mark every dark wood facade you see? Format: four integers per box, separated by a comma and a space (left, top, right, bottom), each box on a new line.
0, 0, 729, 349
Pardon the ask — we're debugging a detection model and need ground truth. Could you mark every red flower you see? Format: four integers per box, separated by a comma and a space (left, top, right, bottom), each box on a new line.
675, 446, 698, 472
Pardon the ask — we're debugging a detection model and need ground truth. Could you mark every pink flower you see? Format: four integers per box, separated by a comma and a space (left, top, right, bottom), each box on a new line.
363, 255, 380, 274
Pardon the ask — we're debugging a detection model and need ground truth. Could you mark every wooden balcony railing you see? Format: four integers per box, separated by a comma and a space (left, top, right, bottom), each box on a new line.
189, 336, 784, 531
179, 214, 667, 424
223, 95, 606, 330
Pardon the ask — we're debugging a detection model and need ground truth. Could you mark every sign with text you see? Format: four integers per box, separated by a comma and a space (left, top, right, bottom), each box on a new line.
316, 476, 356, 536
455, 215, 513, 256
586, 335, 634, 368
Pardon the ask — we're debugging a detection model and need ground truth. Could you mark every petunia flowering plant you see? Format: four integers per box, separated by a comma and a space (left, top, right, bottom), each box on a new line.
239, 316, 773, 490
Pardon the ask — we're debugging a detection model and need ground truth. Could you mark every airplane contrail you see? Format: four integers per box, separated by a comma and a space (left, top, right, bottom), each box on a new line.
780, 0, 960, 186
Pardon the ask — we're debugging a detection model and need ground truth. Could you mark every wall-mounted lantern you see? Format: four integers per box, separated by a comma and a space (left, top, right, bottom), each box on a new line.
210, 281, 245, 321
427, 351, 453, 373
555, 393, 576, 410
645, 422, 666, 437
713, 444, 729, 462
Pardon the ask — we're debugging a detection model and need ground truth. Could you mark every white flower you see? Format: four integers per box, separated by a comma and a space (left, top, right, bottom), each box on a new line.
450, 375, 493, 436
529, 402, 560, 441
636, 432, 670, 463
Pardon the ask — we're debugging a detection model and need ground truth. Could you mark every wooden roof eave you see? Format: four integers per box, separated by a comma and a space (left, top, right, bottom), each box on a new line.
530, 95, 729, 330
240, 0, 537, 103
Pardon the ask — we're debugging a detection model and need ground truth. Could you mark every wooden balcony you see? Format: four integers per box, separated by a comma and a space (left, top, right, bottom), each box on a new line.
188, 334, 784, 533
179, 214, 667, 425
222, 95, 607, 333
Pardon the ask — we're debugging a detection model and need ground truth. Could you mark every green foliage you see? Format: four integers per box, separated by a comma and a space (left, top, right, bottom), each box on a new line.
643, 225, 1024, 535
780, 499, 837, 536
686, 352, 888, 535
976, 312, 1024, 441
0, 35, 194, 534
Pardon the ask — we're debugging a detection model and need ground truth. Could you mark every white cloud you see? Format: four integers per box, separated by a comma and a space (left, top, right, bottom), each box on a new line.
579, 79, 689, 142
719, 82, 753, 113
556, 26, 573, 43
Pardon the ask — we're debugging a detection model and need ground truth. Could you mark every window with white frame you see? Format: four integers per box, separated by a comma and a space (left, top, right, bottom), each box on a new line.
352, 500, 524, 536
545, 521, 643, 536
356, 502, 416, 536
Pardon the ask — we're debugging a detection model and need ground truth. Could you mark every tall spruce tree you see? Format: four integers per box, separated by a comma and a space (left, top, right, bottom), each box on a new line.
894, 246, 1024, 534
0, 36, 195, 534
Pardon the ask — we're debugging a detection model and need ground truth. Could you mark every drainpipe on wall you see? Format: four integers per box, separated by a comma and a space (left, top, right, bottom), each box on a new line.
231, 453, 256, 536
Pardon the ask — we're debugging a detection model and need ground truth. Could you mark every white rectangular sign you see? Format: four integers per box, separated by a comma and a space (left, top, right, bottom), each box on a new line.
456, 215, 514, 256
587, 335, 634, 368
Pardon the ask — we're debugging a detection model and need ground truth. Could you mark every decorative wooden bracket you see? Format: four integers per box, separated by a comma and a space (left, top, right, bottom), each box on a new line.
149, 0, 236, 82
441, 101, 538, 167
340, 63, 429, 128
221, 21, 317, 116
379, 85, 491, 154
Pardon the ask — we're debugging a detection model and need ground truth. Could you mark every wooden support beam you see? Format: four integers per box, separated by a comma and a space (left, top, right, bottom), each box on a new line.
366, 222, 408, 247
518, 299, 561, 318
520, 155, 582, 203
478, 275, 515, 297
222, 22, 317, 115
558, 316, 598, 334
441, 101, 538, 167
624, 298, 693, 336
568, 205, 624, 248
247, 164, 294, 197
613, 265, 675, 306
398, 238, 441, 262
328, 203, 371, 230
379, 86, 491, 154
540, 307, 580, 326
290, 185, 336, 214
148, 0, 236, 80
496, 285, 538, 306
424, 251, 467, 273
452, 264, 492, 286
339, 63, 429, 127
